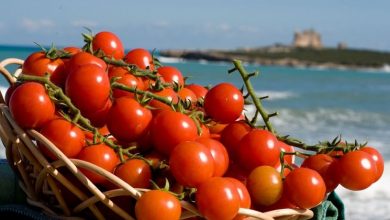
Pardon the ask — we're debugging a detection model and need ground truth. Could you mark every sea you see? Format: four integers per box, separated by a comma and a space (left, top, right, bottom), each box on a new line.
1, 45, 389, 219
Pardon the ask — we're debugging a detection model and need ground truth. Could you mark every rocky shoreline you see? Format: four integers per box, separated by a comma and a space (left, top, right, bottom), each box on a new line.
159, 49, 388, 71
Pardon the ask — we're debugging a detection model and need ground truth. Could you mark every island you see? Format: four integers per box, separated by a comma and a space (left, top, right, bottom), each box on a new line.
159, 30, 390, 70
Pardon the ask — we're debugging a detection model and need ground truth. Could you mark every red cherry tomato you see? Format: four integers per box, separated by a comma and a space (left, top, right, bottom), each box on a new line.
9, 82, 55, 129
360, 146, 384, 182
220, 121, 252, 160
204, 82, 244, 123
76, 144, 119, 184
196, 177, 240, 220
225, 177, 251, 220
107, 97, 152, 143
150, 111, 198, 156
301, 154, 340, 192
92, 31, 124, 60
247, 166, 283, 206
157, 66, 184, 86
39, 118, 85, 160
169, 141, 214, 187
65, 51, 107, 73
196, 137, 229, 177
284, 167, 326, 209
185, 84, 208, 100
338, 150, 377, 191
109, 66, 145, 98
62, 46, 82, 55
148, 88, 179, 113
22, 51, 66, 87
82, 99, 112, 128
125, 48, 155, 70
237, 129, 280, 171
177, 87, 197, 105
135, 190, 181, 220
65, 64, 110, 114
114, 159, 152, 188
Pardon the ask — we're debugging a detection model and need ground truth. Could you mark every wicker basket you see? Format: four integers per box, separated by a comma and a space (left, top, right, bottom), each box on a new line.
0, 58, 314, 220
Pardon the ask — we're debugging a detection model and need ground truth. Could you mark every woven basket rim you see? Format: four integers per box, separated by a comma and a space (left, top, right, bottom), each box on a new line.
0, 58, 314, 220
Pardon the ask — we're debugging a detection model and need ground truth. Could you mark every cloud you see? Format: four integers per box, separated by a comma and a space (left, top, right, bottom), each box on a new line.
71, 20, 98, 28
21, 18, 55, 31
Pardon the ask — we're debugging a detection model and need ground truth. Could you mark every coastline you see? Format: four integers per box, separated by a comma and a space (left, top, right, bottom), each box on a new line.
159, 48, 390, 72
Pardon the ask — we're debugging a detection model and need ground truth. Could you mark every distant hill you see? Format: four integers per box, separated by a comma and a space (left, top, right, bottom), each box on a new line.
159, 46, 390, 70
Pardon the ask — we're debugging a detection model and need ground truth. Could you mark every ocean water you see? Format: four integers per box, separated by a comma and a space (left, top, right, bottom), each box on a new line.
1, 46, 389, 219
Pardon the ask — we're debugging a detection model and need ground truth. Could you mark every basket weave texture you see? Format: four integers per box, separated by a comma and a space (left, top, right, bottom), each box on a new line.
0, 58, 314, 220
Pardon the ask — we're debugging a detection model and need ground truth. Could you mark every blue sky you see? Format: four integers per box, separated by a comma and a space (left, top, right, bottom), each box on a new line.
1, 0, 389, 51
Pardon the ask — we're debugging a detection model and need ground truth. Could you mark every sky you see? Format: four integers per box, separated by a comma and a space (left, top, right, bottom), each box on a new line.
1, 0, 389, 51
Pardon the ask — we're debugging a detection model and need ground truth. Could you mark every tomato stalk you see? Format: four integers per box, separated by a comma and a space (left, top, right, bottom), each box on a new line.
231, 60, 365, 154
231, 60, 276, 134
111, 81, 173, 106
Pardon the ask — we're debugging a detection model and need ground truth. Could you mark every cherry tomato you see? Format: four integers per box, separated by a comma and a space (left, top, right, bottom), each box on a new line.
196, 177, 240, 220
135, 190, 181, 220
114, 159, 151, 188
338, 150, 377, 191
109, 66, 145, 98
301, 154, 339, 192
22, 51, 66, 87
204, 82, 244, 123
107, 97, 152, 143
169, 141, 214, 187
284, 167, 326, 209
196, 137, 229, 177
82, 99, 112, 128
125, 48, 155, 70
360, 146, 384, 182
220, 121, 251, 160
148, 87, 179, 113
62, 46, 82, 55
150, 111, 198, 156
9, 82, 55, 129
185, 84, 208, 100
92, 31, 124, 60
247, 166, 283, 206
65, 51, 107, 74
76, 144, 119, 184
39, 118, 85, 160
177, 87, 197, 105
65, 64, 110, 114
157, 66, 184, 86
237, 129, 280, 171
225, 177, 251, 220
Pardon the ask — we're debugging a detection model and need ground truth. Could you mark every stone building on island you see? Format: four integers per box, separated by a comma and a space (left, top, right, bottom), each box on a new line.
293, 29, 323, 49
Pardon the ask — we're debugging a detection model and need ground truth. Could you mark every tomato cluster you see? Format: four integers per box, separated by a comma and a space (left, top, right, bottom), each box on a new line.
5, 30, 384, 220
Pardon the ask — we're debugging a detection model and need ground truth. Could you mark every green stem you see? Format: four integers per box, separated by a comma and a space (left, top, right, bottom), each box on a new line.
232, 60, 275, 134
111, 82, 172, 106
232, 60, 362, 154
